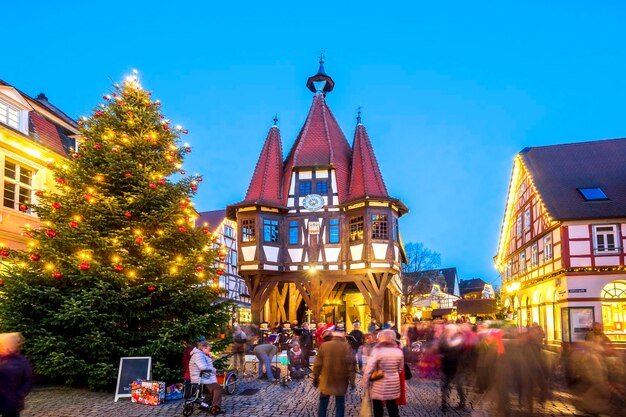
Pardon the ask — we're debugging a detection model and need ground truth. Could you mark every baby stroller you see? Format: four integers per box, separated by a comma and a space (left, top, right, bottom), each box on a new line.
182, 371, 221, 416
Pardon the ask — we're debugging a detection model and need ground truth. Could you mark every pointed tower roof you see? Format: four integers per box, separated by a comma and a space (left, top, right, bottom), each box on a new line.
241, 122, 284, 207
347, 120, 389, 201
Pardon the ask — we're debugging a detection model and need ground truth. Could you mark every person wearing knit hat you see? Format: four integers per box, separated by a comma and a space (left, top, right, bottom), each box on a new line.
362, 329, 403, 417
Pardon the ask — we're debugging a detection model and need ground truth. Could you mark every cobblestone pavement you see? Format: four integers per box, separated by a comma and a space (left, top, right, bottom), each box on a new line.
23, 366, 586, 417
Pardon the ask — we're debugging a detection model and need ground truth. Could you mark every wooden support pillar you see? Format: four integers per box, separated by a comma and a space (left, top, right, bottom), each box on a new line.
288, 283, 302, 322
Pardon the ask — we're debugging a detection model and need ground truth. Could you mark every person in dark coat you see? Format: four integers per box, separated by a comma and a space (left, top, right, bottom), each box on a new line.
0, 333, 34, 417
348, 322, 364, 372
313, 330, 355, 417
298, 322, 313, 368
438, 325, 466, 412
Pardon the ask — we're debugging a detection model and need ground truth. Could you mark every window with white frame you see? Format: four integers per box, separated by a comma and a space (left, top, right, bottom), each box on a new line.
543, 235, 553, 261
3, 160, 34, 213
593, 225, 620, 254
524, 209, 531, 231
224, 225, 234, 238
531, 243, 538, 267
516, 215, 522, 237
520, 252, 526, 273
0, 101, 19, 130
506, 260, 512, 279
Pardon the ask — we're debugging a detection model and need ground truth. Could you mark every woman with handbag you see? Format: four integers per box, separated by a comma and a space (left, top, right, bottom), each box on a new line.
361, 330, 404, 417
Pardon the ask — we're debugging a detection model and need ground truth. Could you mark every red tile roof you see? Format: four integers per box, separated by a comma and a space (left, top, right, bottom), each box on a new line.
242, 125, 284, 207
283, 94, 352, 202
347, 123, 388, 201
29, 112, 67, 155
521, 138, 626, 220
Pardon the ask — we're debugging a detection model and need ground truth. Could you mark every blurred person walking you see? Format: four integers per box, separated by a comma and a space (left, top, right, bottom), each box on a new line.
0, 333, 33, 417
348, 322, 364, 372
438, 325, 466, 412
313, 329, 355, 417
362, 329, 403, 417
231, 326, 247, 371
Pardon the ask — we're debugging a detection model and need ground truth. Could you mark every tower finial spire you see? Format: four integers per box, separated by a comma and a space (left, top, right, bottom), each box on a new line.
273, 114, 279, 126
356, 106, 362, 124
319, 49, 325, 65
307, 50, 335, 94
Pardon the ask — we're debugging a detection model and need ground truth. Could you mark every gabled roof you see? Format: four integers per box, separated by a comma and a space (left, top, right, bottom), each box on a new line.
520, 138, 626, 220
197, 209, 227, 232
459, 278, 489, 296
283, 93, 352, 202
241, 125, 284, 207
403, 267, 459, 296
347, 123, 389, 201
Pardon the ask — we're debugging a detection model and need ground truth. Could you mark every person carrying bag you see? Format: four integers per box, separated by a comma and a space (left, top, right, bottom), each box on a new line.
361, 330, 403, 417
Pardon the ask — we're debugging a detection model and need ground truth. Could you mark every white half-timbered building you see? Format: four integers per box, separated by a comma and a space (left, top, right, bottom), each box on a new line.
496, 139, 626, 344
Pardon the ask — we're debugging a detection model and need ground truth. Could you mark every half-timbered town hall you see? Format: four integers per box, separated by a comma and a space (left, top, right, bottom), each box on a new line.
227, 61, 408, 327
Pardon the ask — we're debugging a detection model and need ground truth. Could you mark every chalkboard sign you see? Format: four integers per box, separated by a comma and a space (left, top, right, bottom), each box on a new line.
114, 357, 152, 402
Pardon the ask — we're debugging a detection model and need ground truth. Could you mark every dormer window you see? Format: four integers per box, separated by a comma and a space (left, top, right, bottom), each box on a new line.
0, 101, 20, 130
578, 187, 609, 201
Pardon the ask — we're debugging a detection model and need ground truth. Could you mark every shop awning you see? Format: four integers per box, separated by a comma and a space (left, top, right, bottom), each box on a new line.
431, 308, 454, 317
456, 299, 497, 315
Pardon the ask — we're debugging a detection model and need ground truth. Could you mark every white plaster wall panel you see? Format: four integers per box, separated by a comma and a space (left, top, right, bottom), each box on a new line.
545, 263, 553, 274
288, 248, 303, 262
568, 225, 589, 239
287, 198, 294, 207
289, 173, 296, 195
318, 252, 323, 262
554, 244, 561, 259
570, 257, 591, 267
315, 264, 324, 270
350, 244, 364, 261
299, 197, 305, 207
394, 246, 399, 262
553, 228, 561, 241
316, 170, 329, 179
325, 247, 341, 262
595, 256, 620, 266
622, 223, 626, 235
371, 262, 389, 268
290, 266, 298, 271
569, 241, 591, 256
240, 265, 257, 270
241, 246, 256, 262
323, 196, 329, 205
264, 264, 279, 271
350, 262, 366, 269
328, 265, 339, 270
263, 246, 279, 262
331, 171, 338, 192
333, 196, 339, 205
304, 219, 309, 227
372, 243, 388, 260
304, 253, 308, 263
554, 259, 562, 269
299, 171, 312, 180
328, 208, 340, 212
289, 210, 297, 213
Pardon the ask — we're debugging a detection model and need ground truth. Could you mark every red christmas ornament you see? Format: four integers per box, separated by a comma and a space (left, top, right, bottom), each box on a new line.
56, 177, 66, 184
178, 226, 187, 233
185, 148, 192, 153
79, 262, 90, 271
77, 121, 84, 126
103, 95, 109, 100
52, 271, 63, 279
51, 203, 61, 209
72, 153, 81, 159
114, 265, 124, 272
201, 228, 209, 234
156, 100, 161, 106
127, 110, 134, 116
180, 171, 186, 175
0, 249, 9, 257
84, 193, 93, 201
218, 254, 226, 261
35, 190, 44, 197
19, 204, 28, 212
212, 238, 219, 244
196, 265, 205, 271
135, 237, 144, 244
163, 125, 170, 131
124, 172, 133, 178
30, 254, 41, 261
191, 186, 198, 191
69, 221, 78, 228
111, 147, 119, 153
95, 111, 103, 117
94, 143, 102, 149
217, 269, 224, 276
45, 229, 57, 238
149, 183, 157, 189
158, 178, 166, 185
147, 285, 157, 293
197, 178, 203, 182
183, 130, 188, 134
124, 211, 132, 218
180, 204, 187, 209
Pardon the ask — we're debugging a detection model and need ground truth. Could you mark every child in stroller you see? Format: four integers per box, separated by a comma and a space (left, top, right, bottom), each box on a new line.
287, 343, 307, 379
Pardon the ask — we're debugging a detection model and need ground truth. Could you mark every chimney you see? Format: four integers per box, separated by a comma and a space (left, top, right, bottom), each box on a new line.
36, 93, 48, 101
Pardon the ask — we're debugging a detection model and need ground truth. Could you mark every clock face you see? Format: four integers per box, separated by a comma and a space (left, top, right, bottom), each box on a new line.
302, 194, 325, 211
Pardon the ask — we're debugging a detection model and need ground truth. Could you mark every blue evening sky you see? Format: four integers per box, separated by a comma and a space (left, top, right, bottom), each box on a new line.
3, 1, 626, 285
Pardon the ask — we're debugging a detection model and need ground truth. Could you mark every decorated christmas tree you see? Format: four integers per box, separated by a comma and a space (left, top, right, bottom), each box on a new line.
0, 72, 233, 389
